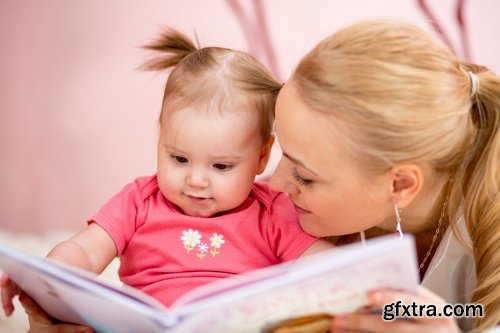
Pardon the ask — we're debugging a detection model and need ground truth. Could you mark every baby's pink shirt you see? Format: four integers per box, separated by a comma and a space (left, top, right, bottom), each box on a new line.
89, 175, 317, 307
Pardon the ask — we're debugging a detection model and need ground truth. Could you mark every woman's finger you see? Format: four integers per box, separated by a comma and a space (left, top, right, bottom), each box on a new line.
356, 287, 461, 332
369, 286, 445, 307
19, 292, 53, 323
331, 312, 453, 333
367, 286, 453, 324
19, 292, 94, 333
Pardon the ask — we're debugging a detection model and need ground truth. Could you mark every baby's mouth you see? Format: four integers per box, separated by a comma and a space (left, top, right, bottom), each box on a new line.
185, 194, 212, 204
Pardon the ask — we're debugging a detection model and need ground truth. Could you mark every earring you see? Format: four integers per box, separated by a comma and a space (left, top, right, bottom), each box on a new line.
394, 204, 404, 238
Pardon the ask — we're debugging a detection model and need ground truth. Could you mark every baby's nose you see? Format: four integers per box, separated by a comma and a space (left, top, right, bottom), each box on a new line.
186, 169, 209, 188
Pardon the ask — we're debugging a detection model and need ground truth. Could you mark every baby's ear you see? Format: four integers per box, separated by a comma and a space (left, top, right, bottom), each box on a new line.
257, 135, 275, 175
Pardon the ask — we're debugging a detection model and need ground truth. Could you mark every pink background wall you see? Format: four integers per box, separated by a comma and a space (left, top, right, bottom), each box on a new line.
1, 1, 499, 233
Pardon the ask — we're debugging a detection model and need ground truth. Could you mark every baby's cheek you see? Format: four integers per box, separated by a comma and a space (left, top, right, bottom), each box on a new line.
218, 177, 252, 202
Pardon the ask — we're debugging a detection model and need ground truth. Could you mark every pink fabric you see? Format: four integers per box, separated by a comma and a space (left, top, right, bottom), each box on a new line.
89, 175, 317, 306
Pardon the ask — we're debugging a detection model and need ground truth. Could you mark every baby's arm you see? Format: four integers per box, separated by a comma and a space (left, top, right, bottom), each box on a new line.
299, 238, 335, 257
46, 222, 117, 273
1, 222, 116, 316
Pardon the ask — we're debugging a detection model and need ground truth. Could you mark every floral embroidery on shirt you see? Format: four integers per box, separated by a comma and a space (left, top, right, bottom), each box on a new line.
181, 229, 225, 259
181, 229, 201, 253
196, 243, 209, 259
209, 233, 225, 257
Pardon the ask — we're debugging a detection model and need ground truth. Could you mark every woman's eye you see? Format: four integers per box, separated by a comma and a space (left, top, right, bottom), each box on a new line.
213, 163, 233, 171
292, 169, 312, 186
171, 155, 189, 164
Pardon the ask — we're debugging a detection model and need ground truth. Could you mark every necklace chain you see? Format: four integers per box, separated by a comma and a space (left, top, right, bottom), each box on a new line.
418, 180, 452, 272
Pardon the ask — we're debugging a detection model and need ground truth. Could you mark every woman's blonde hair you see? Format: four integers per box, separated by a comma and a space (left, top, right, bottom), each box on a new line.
141, 28, 281, 143
293, 19, 499, 330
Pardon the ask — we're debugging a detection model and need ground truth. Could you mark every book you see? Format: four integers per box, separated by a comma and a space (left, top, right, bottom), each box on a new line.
0, 235, 419, 333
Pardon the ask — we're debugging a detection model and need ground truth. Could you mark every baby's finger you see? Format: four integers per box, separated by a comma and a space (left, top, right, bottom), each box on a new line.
1, 275, 20, 316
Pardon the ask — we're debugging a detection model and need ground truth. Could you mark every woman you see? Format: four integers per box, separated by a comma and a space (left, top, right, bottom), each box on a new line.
270, 19, 499, 332
10, 19, 500, 333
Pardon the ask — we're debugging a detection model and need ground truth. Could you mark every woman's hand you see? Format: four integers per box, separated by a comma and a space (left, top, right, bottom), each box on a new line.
19, 292, 94, 333
330, 286, 460, 333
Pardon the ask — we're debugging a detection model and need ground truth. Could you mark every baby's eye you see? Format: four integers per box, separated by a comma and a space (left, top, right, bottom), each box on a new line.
213, 163, 233, 171
171, 155, 189, 164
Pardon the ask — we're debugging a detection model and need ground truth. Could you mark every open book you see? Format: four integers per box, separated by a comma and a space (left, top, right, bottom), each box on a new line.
0, 235, 419, 333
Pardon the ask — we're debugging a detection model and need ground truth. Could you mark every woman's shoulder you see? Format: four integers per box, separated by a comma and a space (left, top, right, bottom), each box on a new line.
423, 215, 474, 282
421, 215, 476, 331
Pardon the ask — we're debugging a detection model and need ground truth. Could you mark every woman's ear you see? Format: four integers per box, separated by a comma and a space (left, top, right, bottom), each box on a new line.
257, 135, 275, 175
389, 164, 423, 208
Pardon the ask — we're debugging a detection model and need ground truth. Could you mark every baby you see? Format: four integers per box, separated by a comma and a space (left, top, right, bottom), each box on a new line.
2, 28, 332, 313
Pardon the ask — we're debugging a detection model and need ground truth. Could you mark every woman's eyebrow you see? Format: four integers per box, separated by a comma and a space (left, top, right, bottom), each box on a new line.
282, 152, 318, 176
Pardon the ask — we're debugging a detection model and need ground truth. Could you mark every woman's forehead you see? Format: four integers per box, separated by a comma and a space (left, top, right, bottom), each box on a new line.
276, 83, 345, 171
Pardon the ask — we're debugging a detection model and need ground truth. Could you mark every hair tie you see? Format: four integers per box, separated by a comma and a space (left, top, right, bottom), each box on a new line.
468, 71, 479, 96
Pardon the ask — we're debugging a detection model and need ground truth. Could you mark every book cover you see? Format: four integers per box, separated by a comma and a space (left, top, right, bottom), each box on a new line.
0, 235, 419, 333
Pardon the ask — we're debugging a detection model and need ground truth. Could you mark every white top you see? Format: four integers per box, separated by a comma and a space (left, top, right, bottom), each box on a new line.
421, 215, 476, 332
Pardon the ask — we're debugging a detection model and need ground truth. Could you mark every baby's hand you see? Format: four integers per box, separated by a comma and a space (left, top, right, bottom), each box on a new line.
1, 274, 21, 316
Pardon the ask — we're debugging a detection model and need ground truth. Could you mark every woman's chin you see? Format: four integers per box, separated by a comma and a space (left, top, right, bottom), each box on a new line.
298, 216, 345, 238
299, 219, 326, 237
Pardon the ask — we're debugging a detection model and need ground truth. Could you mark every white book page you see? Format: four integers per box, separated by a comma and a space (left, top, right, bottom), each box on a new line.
167, 236, 419, 333
0, 243, 175, 333
1, 235, 419, 333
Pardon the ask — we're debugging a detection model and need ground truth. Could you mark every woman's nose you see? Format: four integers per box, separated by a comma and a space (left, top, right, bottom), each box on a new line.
269, 159, 300, 196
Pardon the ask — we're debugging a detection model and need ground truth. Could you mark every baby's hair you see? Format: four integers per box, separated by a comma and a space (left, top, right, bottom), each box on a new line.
141, 27, 281, 143
141, 28, 198, 71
